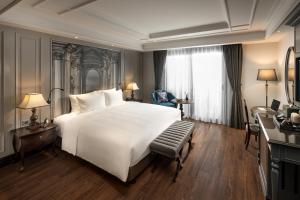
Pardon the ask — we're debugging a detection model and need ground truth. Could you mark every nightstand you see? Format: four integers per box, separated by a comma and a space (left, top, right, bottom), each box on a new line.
125, 98, 143, 102
11, 124, 57, 171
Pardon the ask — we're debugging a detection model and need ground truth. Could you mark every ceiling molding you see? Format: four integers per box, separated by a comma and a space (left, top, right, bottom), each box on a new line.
221, 0, 232, 31
81, 11, 147, 39
265, 0, 299, 37
32, 0, 47, 7
248, 0, 258, 29
0, 0, 23, 15
0, 21, 143, 51
149, 22, 229, 39
143, 31, 265, 51
284, 2, 300, 26
58, 0, 98, 15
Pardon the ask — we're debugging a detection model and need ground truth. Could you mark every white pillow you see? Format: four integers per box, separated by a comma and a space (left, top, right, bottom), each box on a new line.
96, 88, 116, 93
69, 95, 80, 113
69, 91, 96, 113
77, 92, 106, 113
104, 89, 124, 107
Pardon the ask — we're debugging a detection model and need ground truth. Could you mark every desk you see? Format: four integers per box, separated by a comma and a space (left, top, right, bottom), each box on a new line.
250, 106, 276, 118
257, 114, 300, 200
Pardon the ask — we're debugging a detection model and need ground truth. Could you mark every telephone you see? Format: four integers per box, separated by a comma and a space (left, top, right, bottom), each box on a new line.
280, 119, 293, 129
41, 118, 50, 128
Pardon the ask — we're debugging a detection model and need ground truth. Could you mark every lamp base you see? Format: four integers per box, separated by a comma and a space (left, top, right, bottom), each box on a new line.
27, 108, 40, 130
131, 90, 135, 100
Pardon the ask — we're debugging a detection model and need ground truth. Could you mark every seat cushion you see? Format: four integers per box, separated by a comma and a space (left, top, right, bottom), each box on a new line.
157, 91, 169, 102
249, 124, 260, 133
150, 121, 195, 159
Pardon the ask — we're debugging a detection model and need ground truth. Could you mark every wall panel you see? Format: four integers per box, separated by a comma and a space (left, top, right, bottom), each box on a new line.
1, 29, 16, 157
16, 33, 41, 128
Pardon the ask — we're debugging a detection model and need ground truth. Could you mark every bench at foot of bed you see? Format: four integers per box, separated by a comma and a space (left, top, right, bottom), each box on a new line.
150, 120, 195, 182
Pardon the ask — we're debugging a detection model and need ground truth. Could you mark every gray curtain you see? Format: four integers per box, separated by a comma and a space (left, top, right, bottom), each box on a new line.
223, 44, 245, 129
153, 50, 167, 90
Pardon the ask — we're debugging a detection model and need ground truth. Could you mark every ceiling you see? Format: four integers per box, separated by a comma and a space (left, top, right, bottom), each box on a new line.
0, 0, 298, 51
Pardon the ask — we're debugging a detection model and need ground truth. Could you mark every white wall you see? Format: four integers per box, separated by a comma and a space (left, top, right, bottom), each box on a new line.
242, 43, 280, 115
277, 28, 295, 105
242, 28, 294, 122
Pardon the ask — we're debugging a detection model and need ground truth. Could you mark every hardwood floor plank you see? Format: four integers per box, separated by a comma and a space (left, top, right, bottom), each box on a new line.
0, 121, 263, 200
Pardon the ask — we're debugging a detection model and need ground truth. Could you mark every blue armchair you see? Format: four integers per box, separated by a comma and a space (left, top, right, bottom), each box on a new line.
151, 90, 177, 108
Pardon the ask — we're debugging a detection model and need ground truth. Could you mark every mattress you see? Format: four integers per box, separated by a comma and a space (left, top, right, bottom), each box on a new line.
54, 102, 180, 182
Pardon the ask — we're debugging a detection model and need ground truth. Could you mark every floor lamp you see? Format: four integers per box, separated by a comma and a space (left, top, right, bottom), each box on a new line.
288, 68, 295, 105
257, 69, 278, 108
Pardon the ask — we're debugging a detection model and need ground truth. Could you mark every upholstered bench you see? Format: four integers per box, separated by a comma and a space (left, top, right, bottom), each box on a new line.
150, 120, 195, 182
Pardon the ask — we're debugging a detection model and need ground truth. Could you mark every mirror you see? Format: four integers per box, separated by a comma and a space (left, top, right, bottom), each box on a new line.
296, 25, 300, 54
296, 25, 300, 102
285, 46, 295, 105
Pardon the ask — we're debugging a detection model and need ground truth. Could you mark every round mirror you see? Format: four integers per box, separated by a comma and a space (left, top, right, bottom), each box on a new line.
285, 46, 295, 105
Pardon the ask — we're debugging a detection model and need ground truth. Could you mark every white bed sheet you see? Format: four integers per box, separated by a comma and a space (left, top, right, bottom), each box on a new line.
54, 102, 180, 182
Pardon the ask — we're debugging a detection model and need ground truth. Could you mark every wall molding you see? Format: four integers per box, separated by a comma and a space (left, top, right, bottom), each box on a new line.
265, 0, 299, 37
143, 31, 265, 51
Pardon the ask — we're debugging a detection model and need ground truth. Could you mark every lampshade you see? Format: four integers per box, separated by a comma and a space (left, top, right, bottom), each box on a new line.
257, 69, 278, 81
18, 93, 49, 109
126, 82, 139, 90
288, 68, 295, 81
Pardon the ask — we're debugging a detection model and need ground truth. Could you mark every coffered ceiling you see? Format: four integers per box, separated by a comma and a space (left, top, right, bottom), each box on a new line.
0, 0, 298, 51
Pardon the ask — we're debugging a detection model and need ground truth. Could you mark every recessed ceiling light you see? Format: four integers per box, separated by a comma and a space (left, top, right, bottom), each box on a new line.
74, 36, 79, 39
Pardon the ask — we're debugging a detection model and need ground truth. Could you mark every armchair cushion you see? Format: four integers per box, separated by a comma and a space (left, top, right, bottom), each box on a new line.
157, 91, 169, 103
151, 90, 177, 108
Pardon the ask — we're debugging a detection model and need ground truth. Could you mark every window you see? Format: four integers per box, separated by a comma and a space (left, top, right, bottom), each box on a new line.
163, 46, 232, 124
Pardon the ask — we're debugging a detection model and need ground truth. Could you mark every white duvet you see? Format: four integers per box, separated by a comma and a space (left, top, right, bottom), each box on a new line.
54, 102, 180, 182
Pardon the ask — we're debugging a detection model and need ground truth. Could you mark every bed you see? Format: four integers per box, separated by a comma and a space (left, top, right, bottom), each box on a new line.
54, 101, 180, 182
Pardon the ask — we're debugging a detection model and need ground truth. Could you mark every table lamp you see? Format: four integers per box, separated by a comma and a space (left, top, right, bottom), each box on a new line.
257, 69, 278, 108
18, 93, 49, 129
126, 82, 139, 100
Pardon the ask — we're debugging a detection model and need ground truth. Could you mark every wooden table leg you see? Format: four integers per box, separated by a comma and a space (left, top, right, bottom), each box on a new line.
179, 103, 184, 120
19, 150, 24, 172
52, 142, 58, 157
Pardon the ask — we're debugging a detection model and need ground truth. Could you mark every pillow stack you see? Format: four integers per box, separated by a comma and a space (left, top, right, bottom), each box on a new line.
69, 88, 125, 113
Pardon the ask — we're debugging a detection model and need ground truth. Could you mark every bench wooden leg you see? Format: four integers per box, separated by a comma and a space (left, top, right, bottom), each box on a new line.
173, 157, 182, 182
188, 137, 193, 152
151, 154, 158, 173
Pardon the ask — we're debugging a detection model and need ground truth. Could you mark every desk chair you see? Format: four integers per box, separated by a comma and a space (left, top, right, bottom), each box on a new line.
244, 99, 260, 150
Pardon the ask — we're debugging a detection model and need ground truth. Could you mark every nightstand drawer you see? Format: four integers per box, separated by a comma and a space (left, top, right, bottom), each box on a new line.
38, 129, 56, 145
20, 128, 56, 153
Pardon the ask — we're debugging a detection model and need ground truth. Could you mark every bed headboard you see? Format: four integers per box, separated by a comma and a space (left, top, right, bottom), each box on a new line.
52, 42, 122, 117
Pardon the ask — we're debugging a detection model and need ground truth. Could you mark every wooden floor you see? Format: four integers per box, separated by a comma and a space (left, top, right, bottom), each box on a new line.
0, 122, 263, 200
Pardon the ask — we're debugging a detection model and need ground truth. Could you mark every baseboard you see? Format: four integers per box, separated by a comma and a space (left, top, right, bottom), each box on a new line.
0, 153, 15, 168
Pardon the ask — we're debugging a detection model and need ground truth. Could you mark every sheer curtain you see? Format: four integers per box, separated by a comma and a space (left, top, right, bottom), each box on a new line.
163, 46, 232, 124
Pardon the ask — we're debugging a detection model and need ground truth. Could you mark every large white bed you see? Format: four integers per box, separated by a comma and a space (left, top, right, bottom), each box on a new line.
54, 101, 180, 182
